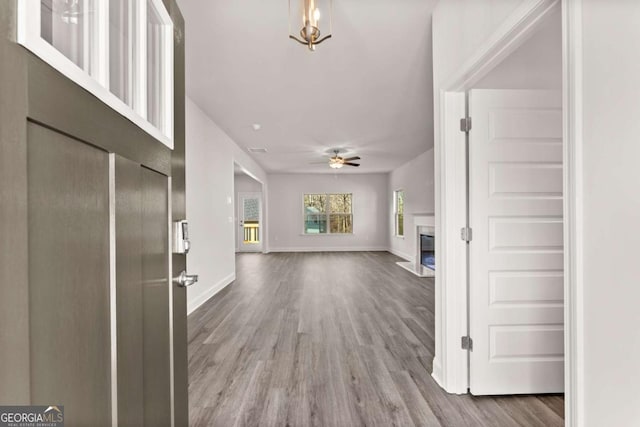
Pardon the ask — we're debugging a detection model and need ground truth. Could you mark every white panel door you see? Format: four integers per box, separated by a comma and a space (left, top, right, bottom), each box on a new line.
468, 90, 564, 395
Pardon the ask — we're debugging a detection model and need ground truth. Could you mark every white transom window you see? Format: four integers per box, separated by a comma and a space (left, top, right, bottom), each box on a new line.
19, 0, 174, 148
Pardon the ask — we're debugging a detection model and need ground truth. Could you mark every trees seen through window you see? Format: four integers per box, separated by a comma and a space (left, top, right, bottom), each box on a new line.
304, 193, 353, 234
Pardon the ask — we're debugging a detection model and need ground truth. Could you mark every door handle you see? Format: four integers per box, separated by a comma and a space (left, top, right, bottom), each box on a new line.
174, 270, 198, 288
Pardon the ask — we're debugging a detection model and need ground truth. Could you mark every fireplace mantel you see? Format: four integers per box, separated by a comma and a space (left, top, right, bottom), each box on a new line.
413, 213, 435, 227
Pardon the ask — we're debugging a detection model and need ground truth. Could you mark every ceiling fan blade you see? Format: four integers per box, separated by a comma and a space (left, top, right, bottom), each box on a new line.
343, 156, 361, 161
344, 162, 360, 167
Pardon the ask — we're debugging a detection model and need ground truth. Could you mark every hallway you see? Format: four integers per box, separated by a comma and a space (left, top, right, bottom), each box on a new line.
187, 252, 564, 426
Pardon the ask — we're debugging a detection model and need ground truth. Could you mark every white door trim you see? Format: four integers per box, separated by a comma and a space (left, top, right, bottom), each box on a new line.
434, 0, 583, 422
432, 91, 468, 393
561, 0, 584, 425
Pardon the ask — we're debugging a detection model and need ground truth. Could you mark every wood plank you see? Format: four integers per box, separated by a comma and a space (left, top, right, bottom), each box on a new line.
188, 252, 565, 426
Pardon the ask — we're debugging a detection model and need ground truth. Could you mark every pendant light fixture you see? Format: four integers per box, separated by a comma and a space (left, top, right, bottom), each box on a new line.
289, 0, 333, 51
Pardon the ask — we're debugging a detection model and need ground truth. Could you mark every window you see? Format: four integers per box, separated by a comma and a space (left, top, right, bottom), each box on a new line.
394, 190, 404, 237
109, 0, 134, 106
146, 0, 171, 130
40, 0, 99, 74
19, 0, 174, 148
304, 194, 353, 234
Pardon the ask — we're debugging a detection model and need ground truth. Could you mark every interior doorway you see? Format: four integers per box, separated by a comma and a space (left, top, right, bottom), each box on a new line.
234, 163, 264, 253
435, 2, 566, 402
237, 192, 262, 252
464, 7, 563, 396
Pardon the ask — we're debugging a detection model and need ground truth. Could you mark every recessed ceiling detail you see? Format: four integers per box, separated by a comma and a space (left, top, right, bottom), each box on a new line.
248, 147, 268, 153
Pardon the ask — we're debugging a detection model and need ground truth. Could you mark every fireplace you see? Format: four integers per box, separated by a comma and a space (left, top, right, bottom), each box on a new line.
420, 233, 435, 271
395, 214, 435, 277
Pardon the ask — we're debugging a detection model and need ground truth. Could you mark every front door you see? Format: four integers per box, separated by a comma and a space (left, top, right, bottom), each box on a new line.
238, 192, 262, 252
0, 2, 189, 425
468, 89, 564, 395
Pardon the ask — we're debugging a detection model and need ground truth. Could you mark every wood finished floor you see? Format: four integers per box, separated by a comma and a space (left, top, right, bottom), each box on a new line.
188, 252, 564, 426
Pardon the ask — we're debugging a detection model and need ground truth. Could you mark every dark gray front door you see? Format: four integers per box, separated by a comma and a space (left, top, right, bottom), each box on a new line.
0, 1, 188, 426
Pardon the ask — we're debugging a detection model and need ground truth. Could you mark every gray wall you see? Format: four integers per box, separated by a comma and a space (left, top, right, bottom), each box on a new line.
580, 1, 640, 424
267, 173, 389, 252
185, 98, 267, 314
475, 6, 562, 90
388, 149, 435, 260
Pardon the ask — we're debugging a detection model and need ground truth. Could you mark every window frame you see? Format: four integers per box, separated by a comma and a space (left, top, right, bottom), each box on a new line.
394, 189, 404, 237
18, 0, 174, 149
302, 193, 354, 235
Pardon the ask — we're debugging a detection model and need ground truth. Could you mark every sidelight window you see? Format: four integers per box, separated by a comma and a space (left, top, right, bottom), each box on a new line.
303, 193, 353, 234
19, 0, 174, 148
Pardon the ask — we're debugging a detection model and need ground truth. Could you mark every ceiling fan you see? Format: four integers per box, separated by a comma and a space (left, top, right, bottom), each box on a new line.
314, 149, 361, 169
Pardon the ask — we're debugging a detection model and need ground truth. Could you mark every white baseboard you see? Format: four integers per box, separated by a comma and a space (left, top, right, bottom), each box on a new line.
268, 246, 388, 253
187, 272, 235, 316
389, 248, 413, 261
431, 357, 443, 388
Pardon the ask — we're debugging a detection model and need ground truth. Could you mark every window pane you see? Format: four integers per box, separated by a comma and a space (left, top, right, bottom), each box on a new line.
41, 0, 96, 72
243, 198, 259, 221
109, 0, 133, 105
330, 214, 353, 234
329, 194, 352, 214
147, 0, 166, 129
305, 214, 326, 234
394, 190, 404, 236
304, 194, 327, 234
304, 194, 326, 213
242, 198, 260, 243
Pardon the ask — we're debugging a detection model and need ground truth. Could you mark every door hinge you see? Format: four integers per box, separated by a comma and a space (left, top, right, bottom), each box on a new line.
460, 117, 472, 133
461, 336, 473, 351
460, 227, 473, 242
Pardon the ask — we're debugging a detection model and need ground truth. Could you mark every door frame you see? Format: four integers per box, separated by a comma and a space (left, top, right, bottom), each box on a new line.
237, 191, 263, 252
233, 160, 268, 254
434, 0, 583, 425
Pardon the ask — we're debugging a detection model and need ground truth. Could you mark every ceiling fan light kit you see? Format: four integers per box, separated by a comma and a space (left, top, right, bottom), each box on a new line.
326, 149, 361, 169
289, 0, 333, 51
329, 159, 343, 169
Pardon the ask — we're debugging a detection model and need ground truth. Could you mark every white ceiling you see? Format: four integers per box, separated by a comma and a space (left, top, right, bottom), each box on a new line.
179, 0, 437, 174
